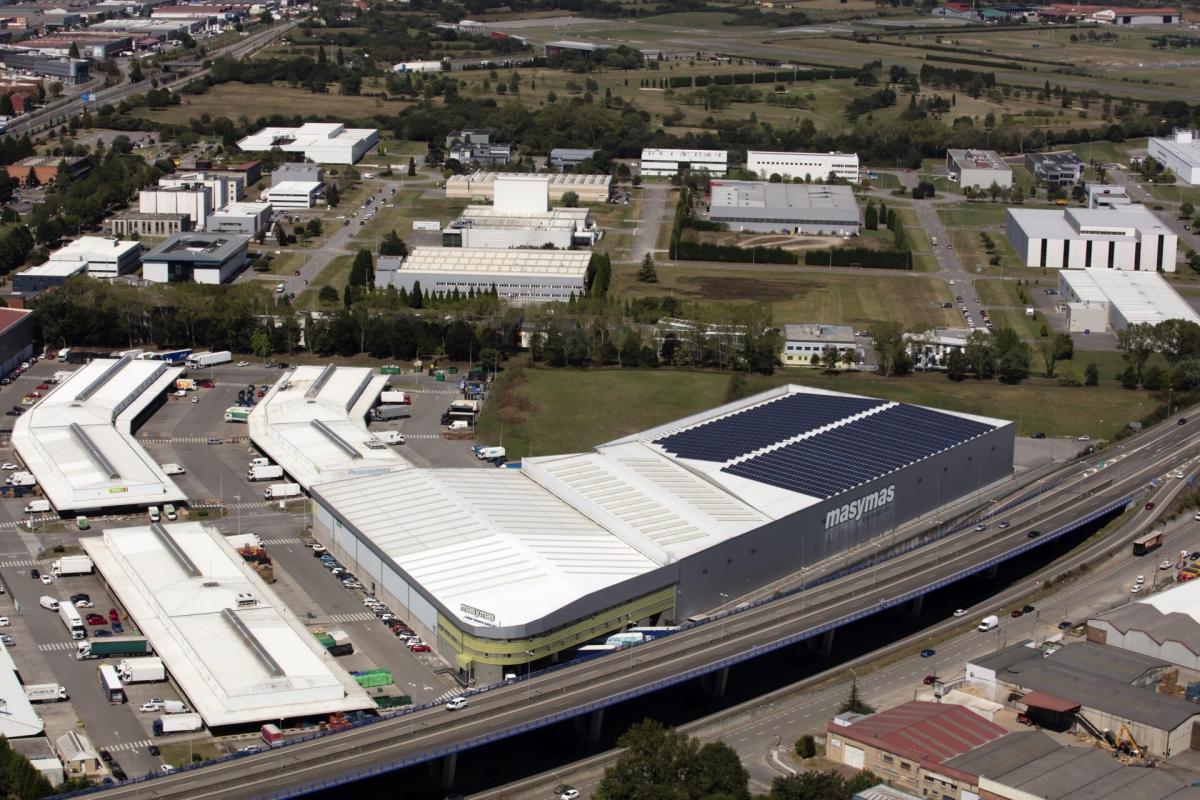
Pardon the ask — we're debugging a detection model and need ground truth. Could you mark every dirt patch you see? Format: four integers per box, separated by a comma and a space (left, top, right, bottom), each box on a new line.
493, 366, 538, 425
677, 275, 816, 302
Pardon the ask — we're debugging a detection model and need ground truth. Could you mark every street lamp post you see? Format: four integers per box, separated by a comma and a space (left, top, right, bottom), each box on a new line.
234, 495, 241, 536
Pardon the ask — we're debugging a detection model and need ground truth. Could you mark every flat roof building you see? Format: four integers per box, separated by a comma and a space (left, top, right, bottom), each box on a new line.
109, 211, 191, 239
141, 232, 249, 284
549, 148, 598, 170
10, 739, 63, 786
261, 180, 322, 210
0, 642, 43, 738
81, 522, 375, 727
37, 236, 142, 281
1006, 205, 1178, 272
376, 247, 592, 304
237, 123, 379, 165
4, 154, 88, 186
641, 148, 727, 177
445, 171, 610, 204
746, 150, 860, 183
0, 308, 33, 377
269, 162, 322, 187
160, 171, 244, 210
449, 141, 511, 167
207, 201, 272, 235
139, 184, 212, 230
946, 148, 1013, 189
444, 204, 596, 250
1149, 130, 1200, 186
12, 355, 186, 512
1025, 151, 1085, 187
1087, 184, 1132, 209
709, 180, 860, 235
1058, 268, 1199, 333
12, 259, 86, 293
247, 364, 408, 492
782, 323, 859, 366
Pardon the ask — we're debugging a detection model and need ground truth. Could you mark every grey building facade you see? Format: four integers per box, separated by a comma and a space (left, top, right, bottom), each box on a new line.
109, 212, 191, 239
269, 163, 323, 187
549, 148, 597, 170
0, 50, 88, 82
708, 181, 861, 235
1026, 151, 1085, 187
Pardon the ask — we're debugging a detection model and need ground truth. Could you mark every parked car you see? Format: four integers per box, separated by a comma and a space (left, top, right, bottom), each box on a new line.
29, 568, 38, 580
410, 643, 432, 653
1058, 621, 1072, 630
112, 621, 123, 634
1011, 609, 1023, 618
86, 613, 106, 625
108, 608, 119, 623
1021, 604, 1035, 614
922, 675, 936, 686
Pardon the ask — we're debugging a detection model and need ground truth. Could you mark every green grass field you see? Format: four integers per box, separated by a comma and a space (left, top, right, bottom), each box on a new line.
295, 254, 353, 310
474, 361, 1157, 457
143, 82, 408, 125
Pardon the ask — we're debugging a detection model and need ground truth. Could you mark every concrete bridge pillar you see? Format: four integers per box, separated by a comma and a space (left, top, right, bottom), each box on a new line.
904, 595, 925, 616
441, 753, 457, 789
700, 666, 730, 698
986, 565, 999, 580
807, 629, 836, 656
572, 708, 604, 741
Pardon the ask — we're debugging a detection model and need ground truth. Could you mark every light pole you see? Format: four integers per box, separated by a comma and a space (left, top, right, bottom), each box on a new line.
234, 495, 241, 536
524, 649, 534, 677
719, 592, 729, 639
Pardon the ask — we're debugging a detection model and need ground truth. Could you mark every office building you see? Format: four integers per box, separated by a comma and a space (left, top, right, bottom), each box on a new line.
746, 150, 860, 182
708, 181, 860, 235
1005, 205, 1177, 271
1025, 151, 1085, 187
549, 148, 598, 170
140, 232, 249, 284
945, 149, 1013, 189
1086, 185, 1132, 209
237, 122, 379, 165
0, 49, 87, 82
781, 323, 859, 366
109, 211, 191, 239
1148, 130, 1200, 185
261, 181, 322, 210
640, 148, 727, 177
207, 201, 272, 235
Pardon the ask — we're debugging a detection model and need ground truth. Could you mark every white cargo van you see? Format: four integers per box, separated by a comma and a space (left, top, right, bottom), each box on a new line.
39, 596, 59, 611
148, 506, 160, 523
248, 457, 271, 468
977, 615, 999, 632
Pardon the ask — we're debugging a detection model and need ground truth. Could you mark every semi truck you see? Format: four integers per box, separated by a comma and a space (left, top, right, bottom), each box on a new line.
153, 713, 202, 736
1133, 530, 1165, 556
51, 555, 93, 577
99, 664, 125, 704
186, 350, 232, 368
59, 603, 85, 640
224, 406, 251, 423
24, 683, 68, 703
117, 657, 165, 684
372, 404, 408, 421
76, 635, 152, 660
247, 465, 284, 482
379, 390, 411, 405
264, 483, 301, 500
605, 632, 646, 648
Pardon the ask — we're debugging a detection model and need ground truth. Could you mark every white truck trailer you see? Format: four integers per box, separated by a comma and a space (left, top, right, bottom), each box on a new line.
51, 555, 93, 577
186, 350, 232, 368
153, 713, 202, 735
247, 465, 284, 482
24, 683, 68, 703
264, 483, 301, 500
117, 657, 165, 684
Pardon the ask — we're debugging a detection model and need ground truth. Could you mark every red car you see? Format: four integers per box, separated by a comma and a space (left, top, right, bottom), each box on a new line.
408, 644, 431, 653
86, 614, 106, 625
923, 675, 936, 686
108, 608, 119, 623
35, 384, 48, 390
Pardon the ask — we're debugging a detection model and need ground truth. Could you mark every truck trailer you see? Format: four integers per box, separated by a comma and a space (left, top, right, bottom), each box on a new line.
76, 636, 152, 660
51, 555, 93, 577
59, 603, 85, 640
117, 657, 165, 684
264, 483, 301, 500
247, 465, 284, 482
24, 683, 68, 703
372, 404, 408, 421
153, 713, 202, 736
379, 390, 411, 405
186, 350, 232, 368
224, 406, 251, 423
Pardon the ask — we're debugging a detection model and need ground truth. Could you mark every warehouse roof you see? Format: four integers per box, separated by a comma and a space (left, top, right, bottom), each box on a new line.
0, 640, 43, 738
1060, 269, 1200, 328
830, 701, 1007, 769
212, 201, 271, 217
1091, 582, 1200, 656
450, 205, 590, 232
944, 731, 1200, 800
1151, 131, 1200, 170
12, 356, 186, 511
49, 236, 141, 263
1007, 205, 1173, 241
237, 123, 377, 155
19, 260, 87, 278
263, 180, 322, 197
0, 308, 30, 335
248, 364, 408, 491
447, 171, 611, 191
396, 247, 593, 278
709, 181, 859, 224
82, 523, 373, 726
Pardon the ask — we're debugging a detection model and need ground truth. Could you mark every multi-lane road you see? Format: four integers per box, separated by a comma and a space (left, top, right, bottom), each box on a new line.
93, 410, 1200, 799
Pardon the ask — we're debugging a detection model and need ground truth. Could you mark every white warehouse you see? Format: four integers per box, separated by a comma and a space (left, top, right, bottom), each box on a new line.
237, 123, 379, 165
640, 148, 727, 177
1148, 130, 1200, 186
1005, 205, 1178, 272
376, 247, 592, 304
261, 181, 323, 210
946, 148, 1013, 189
746, 150, 860, 182
41, 237, 142, 280
1058, 269, 1200, 333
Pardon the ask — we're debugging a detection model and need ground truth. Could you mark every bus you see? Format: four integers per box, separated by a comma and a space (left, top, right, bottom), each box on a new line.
1133, 530, 1164, 556
98, 664, 125, 704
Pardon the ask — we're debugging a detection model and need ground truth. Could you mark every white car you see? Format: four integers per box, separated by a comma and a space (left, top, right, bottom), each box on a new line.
445, 696, 468, 711
311, 543, 327, 553
0, 463, 16, 470
952, 609, 967, 617
191, 397, 199, 403
160, 764, 176, 774
378, 431, 405, 445
1137, 575, 1145, 585
0, 617, 10, 627
1131, 585, 1143, 594
139, 701, 164, 712
560, 791, 580, 800
237, 361, 250, 367
1175, 471, 1185, 479
1160, 560, 1174, 570
39, 574, 52, 585
1077, 435, 1091, 442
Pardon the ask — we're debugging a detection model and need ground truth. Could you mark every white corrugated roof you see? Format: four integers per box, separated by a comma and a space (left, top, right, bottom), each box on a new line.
0, 641, 42, 738
1060, 269, 1200, 326
82, 523, 373, 726
12, 358, 187, 512
399, 247, 592, 277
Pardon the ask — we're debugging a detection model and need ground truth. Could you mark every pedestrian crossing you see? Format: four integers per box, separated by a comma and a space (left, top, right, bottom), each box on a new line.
37, 642, 76, 653
139, 435, 246, 444
432, 690, 460, 703
227, 501, 270, 510
260, 537, 303, 545
101, 739, 153, 754
0, 559, 35, 568
324, 612, 375, 624
399, 433, 441, 440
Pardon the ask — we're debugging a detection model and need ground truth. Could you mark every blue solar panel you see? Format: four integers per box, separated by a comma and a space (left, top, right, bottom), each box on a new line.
655, 393, 885, 463
722, 405, 995, 499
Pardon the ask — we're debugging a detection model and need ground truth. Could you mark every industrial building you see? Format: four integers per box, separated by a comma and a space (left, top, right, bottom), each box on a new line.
1087, 184, 1132, 209
1005, 205, 1178, 271
21, 34, 130, 59
1057, 269, 1200, 332
207, 201, 272, 236
375, 247, 592, 304
41, 236, 141, 281
306, 385, 1013, 683
262, 181, 322, 210
543, 40, 611, 58
139, 184, 213, 230
237, 123, 379, 165
549, 148, 598, 170
0, 49, 87, 82
109, 211, 191, 239
4, 155, 88, 186
746, 150, 860, 182
1037, 3, 1181, 24
826, 701, 1007, 797
966, 640, 1200, 759
12, 355, 187, 512
1025, 151, 1085, 187
449, 141, 512, 167
1088, 575, 1200, 671
140, 232, 249, 284
247, 364, 408, 492
12, 259, 86, 293
445, 171, 611, 204
1149, 130, 1200, 185
945, 149, 1013, 189
0, 642, 43, 738
781, 323, 859, 366
89, 18, 200, 38
443, 206, 596, 249
391, 60, 443, 73
708, 181, 860, 235
160, 171, 244, 210
0, 308, 33, 376
81, 522, 375, 727
10, 739, 63, 786
905, 328, 973, 370
269, 162, 322, 187
640, 148, 727, 177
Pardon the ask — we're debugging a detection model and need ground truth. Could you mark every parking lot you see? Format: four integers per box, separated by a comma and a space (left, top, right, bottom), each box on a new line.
0, 357, 490, 777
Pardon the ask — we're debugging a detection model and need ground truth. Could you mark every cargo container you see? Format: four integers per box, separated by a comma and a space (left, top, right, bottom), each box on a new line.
51, 555, 93, 577
352, 669, 393, 689
76, 636, 152, 660
261, 723, 283, 746
153, 713, 202, 735
247, 465, 284, 482
372, 404, 408, 421
379, 390, 410, 405
99, 664, 124, 704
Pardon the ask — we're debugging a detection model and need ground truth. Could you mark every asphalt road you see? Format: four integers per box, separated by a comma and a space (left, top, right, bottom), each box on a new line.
91, 408, 1200, 799
630, 183, 671, 265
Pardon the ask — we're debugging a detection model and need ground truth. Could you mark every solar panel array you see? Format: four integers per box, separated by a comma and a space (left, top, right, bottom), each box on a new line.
654, 393, 886, 463
723, 404, 996, 499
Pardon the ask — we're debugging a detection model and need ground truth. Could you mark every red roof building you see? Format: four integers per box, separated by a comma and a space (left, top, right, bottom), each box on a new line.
827, 702, 1008, 796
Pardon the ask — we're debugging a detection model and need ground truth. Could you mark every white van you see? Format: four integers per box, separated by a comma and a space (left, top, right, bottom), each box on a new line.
23, 500, 50, 514
248, 457, 271, 468
148, 506, 160, 523
978, 615, 999, 632
39, 596, 59, 611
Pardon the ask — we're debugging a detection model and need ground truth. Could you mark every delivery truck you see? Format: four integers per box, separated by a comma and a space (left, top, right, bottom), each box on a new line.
379, 390, 411, 405
51, 555, 93, 577
23, 499, 50, 514
76, 635, 152, 660
372, 404, 408, 421
6, 472, 34, 487
473, 446, 506, 462
224, 406, 251, 423
264, 483, 301, 500
247, 464, 284, 482
162, 700, 188, 714
186, 350, 232, 368
153, 713, 202, 736
978, 615, 999, 632
24, 683, 68, 703
117, 657, 165, 684
59, 603, 85, 640
175, 378, 196, 391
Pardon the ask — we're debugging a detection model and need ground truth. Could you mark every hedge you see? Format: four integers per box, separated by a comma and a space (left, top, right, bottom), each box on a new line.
676, 239, 798, 264
804, 248, 912, 269
669, 75, 693, 88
